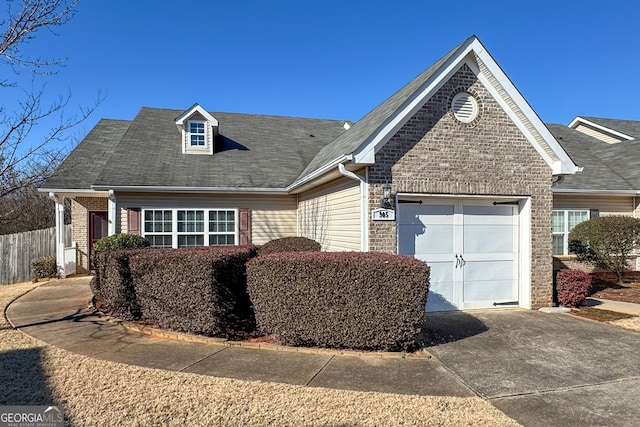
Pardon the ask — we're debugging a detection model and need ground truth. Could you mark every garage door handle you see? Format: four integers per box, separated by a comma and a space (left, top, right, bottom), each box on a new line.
459, 254, 466, 267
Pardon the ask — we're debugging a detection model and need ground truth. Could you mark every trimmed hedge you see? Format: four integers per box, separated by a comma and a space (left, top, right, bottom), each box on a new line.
91, 234, 152, 314
128, 246, 257, 336
557, 269, 593, 307
31, 255, 57, 282
247, 252, 430, 351
93, 249, 143, 319
258, 236, 321, 256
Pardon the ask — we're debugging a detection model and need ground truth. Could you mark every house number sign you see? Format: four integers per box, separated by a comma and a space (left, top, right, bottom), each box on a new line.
371, 208, 396, 221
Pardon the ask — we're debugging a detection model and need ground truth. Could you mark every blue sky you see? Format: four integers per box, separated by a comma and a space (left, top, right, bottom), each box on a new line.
6, 0, 640, 153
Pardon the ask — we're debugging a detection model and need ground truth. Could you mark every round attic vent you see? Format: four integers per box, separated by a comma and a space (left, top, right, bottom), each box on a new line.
451, 92, 479, 123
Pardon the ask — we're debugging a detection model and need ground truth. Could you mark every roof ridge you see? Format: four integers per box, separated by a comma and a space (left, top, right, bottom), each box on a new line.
293, 36, 475, 183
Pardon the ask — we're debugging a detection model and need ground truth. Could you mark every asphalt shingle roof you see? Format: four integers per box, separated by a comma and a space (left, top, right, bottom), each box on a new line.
44, 37, 470, 192
43, 119, 131, 190
297, 37, 471, 180
44, 109, 349, 190
548, 123, 640, 191
579, 116, 640, 139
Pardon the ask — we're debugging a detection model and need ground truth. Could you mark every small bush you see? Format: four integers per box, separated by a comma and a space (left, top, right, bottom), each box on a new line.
247, 252, 430, 351
129, 246, 257, 336
92, 233, 150, 254
31, 255, 57, 282
556, 269, 593, 307
258, 236, 321, 256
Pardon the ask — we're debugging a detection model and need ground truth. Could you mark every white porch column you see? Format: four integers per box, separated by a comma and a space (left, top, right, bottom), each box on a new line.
108, 190, 117, 236
49, 192, 66, 278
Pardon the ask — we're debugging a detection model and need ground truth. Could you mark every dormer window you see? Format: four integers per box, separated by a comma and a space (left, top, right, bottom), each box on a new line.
175, 103, 219, 156
189, 121, 206, 146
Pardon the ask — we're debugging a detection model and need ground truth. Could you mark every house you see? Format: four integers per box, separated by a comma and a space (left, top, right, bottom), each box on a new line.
41, 35, 581, 311
548, 117, 640, 270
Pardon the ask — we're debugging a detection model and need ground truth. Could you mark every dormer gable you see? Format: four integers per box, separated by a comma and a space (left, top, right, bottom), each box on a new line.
175, 104, 219, 155
568, 116, 635, 144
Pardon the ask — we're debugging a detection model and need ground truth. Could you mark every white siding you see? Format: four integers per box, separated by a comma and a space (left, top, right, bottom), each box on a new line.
553, 195, 634, 216
115, 192, 297, 245
298, 177, 361, 251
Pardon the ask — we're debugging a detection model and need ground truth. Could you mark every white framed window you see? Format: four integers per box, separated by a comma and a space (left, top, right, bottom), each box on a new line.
143, 208, 238, 248
144, 210, 173, 247
188, 121, 206, 147
553, 210, 590, 255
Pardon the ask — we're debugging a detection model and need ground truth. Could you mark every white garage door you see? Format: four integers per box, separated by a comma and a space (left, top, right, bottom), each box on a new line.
398, 198, 519, 311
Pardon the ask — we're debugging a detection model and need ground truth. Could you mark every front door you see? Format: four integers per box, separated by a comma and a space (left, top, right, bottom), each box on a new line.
398, 198, 519, 311
89, 211, 108, 264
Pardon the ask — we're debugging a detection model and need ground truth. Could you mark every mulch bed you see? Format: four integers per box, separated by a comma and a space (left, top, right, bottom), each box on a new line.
566, 271, 640, 323
590, 271, 640, 304
569, 307, 635, 322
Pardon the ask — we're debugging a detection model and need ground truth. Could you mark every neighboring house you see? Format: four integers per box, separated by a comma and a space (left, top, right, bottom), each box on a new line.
41, 35, 581, 311
548, 117, 640, 270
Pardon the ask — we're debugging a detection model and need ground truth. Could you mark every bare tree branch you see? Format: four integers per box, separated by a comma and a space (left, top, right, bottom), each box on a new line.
0, 0, 102, 208
0, 0, 79, 78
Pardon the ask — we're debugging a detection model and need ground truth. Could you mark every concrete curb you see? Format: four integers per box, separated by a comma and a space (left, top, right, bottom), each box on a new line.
3, 281, 49, 330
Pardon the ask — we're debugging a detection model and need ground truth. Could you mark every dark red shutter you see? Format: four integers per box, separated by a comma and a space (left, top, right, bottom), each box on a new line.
127, 208, 141, 235
239, 208, 251, 245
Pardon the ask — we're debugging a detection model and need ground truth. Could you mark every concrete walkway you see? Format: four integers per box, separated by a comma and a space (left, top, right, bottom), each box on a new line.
7, 277, 640, 427
586, 297, 640, 316
5, 276, 471, 398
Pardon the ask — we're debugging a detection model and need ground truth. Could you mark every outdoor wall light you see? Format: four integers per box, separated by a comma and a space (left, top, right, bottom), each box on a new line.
380, 182, 394, 209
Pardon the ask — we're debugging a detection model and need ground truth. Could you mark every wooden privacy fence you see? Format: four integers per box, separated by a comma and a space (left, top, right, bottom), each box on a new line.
0, 225, 72, 285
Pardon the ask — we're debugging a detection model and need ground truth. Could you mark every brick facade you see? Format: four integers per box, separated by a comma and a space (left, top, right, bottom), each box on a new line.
71, 197, 108, 272
367, 65, 553, 308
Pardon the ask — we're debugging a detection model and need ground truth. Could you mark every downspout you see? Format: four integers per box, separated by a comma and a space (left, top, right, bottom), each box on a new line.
338, 163, 368, 251
635, 195, 638, 271
108, 190, 117, 236
48, 192, 66, 278
551, 175, 564, 187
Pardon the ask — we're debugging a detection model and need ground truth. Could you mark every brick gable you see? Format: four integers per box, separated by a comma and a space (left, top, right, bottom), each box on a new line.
368, 64, 553, 308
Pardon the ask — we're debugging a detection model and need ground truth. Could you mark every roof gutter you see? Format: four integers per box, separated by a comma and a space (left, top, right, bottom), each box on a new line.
89, 185, 289, 195
553, 188, 640, 196
286, 155, 353, 192
39, 188, 106, 194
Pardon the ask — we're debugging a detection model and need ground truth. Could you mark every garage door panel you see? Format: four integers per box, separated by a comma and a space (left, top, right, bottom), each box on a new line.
398, 204, 454, 224
463, 225, 514, 253
412, 225, 454, 254
463, 205, 514, 222
464, 260, 514, 281
464, 279, 514, 302
425, 262, 456, 311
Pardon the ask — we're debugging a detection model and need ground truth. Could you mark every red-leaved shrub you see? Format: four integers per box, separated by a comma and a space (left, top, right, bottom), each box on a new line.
556, 269, 593, 307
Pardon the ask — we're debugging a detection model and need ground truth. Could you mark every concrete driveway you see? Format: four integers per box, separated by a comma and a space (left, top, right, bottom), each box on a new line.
423, 310, 640, 427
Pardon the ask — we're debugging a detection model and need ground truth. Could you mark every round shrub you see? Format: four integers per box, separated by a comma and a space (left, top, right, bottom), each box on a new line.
569, 216, 640, 284
92, 233, 151, 254
247, 251, 430, 351
31, 255, 57, 282
556, 269, 593, 307
258, 236, 321, 256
